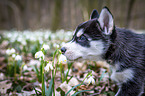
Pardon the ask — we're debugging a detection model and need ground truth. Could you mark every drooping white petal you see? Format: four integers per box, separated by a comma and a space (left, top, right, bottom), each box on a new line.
44, 63, 53, 72
87, 76, 95, 85
15, 55, 22, 61
11, 48, 16, 53
6, 49, 11, 55
35, 51, 45, 60
42, 44, 50, 50
12, 54, 16, 58
23, 65, 28, 71
59, 54, 67, 64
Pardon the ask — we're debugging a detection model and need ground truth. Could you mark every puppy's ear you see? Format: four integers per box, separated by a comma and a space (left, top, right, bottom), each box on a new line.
90, 9, 99, 19
98, 7, 114, 35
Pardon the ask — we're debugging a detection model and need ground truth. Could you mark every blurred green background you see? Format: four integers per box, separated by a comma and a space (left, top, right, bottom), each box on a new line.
0, 0, 145, 31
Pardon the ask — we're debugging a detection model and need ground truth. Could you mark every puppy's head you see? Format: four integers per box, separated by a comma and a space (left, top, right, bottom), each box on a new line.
61, 7, 115, 61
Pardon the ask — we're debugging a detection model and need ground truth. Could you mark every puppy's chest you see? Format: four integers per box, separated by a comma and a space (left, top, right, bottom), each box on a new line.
110, 63, 134, 83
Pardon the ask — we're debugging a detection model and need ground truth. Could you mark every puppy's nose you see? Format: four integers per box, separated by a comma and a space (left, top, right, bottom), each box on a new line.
61, 47, 67, 54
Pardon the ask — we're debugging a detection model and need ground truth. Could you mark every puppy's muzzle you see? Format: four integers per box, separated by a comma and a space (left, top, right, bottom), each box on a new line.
61, 47, 67, 54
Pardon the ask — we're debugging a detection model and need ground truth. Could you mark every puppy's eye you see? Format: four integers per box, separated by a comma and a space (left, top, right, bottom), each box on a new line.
78, 35, 86, 41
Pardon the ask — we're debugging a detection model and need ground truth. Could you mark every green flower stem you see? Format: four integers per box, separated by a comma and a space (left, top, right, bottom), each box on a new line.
65, 63, 73, 83
51, 63, 55, 96
52, 61, 56, 96
60, 62, 64, 82
14, 60, 17, 81
41, 48, 46, 96
55, 52, 61, 77
41, 60, 45, 96
20, 64, 25, 79
54, 61, 58, 76
52, 75, 55, 96
52, 49, 60, 96
51, 49, 61, 96
19, 66, 22, 79
7, 57, 10, 76
51, 66, 55, 96
51, 65, 55, 96
65, 68, 70, 83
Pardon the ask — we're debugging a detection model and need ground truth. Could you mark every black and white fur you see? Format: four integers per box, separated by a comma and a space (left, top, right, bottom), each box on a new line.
61, 7, 145, 96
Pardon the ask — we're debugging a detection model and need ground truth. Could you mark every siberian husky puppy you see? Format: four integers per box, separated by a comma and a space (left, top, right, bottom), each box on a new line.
61, 7, 145, 96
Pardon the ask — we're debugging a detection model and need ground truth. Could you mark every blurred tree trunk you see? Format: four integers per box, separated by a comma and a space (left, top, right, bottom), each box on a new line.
125, 0, 136, 28
70, 0, 76, 29
0, 0, 10, 29
51, 0, 63, 32
80, 0, 98, 21
97, 0, 103, 12
0, 0, 22, 30
23, 0, 30, 29
0, 0, 145, 30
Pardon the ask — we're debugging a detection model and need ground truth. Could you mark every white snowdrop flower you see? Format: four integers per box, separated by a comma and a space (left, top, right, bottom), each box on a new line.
10, 38, 15, 43
35, 51, 45, 60
86, 76, 95, 85
44, 63, 53, 72
44, 34, 49, 39
53, 43, 59, 48
26, 35, 30, 40
6, 49, 11, 55
21, 40, 27, 45
38, 37, 43, 44
23, 65, 28, 71
15, 55, 22, 61
59, 54, 67, 64
30, 37, 36, 41
12, 54, 16, 58
42, 44, 50, 50
0, 73, 5, 80
6, 48, 16, 55
11, 48, 16, 54
7, 33, 12, 38
39, 40, 43, 44
28, 59, 41, 68
51, 34, 55, 40
17, 37, 22, 42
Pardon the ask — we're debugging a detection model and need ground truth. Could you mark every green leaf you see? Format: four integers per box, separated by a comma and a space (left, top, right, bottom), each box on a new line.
32, 65, 41, 82
33, 87, 39, 96
67, 62, 73, 69
65, 62, 73, 83
53, 49, 58, 59
67, 76, 73, 83
56, 87, 65, 96
99, 70, 105, 82
65, 83, 85, 96
72, 90, 93, 96
45, 78, 53, 96
32, 65, 39, 75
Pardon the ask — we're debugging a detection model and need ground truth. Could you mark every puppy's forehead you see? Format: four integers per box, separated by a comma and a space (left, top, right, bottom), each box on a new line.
76, 29, 84, 37
74, 19, 97, 36
73, 21, 89, 37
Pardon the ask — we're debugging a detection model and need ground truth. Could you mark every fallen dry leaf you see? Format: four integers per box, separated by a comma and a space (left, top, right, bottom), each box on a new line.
68, 77, 79, 86
74, 61, 87, 71
0, 80, 12, 94
58, 81, 75, 96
